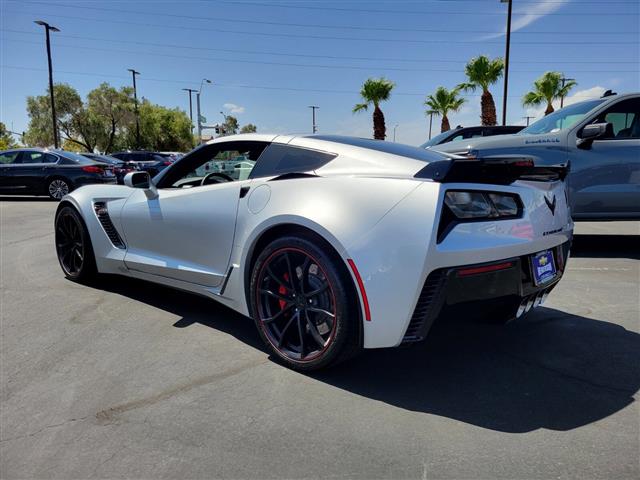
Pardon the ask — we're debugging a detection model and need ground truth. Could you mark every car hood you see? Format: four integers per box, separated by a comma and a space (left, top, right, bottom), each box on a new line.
431, 132, 564, 154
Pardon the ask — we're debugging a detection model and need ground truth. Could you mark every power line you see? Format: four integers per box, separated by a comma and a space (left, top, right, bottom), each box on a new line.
9, 3, 638, 35
213, 0, 640, 15
3, 65, 634, 100
5, 37, 639, 74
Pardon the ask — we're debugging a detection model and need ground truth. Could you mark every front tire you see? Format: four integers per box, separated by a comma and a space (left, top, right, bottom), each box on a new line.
249, 235, 361, 371
48, 178, 71, 200
55, 206, 97, 282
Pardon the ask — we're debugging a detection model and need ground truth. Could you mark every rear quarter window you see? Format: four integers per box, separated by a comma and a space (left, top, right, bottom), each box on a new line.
249, 144, 336, 179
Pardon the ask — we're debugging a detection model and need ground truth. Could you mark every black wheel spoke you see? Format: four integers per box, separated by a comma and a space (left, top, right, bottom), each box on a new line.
283, 252, 296, 291
277, 311, 299, 348
305, 311, 326, 348
260, 289, 292, 303
306, 283, 328, 298
263, 303, 294, 324
56, 213, 84, 276
307, 307, 335, 318
297, 313, 305, 359
266, 265, 290, 292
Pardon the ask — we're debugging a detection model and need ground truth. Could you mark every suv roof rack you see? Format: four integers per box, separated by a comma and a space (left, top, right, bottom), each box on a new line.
601, 90, 617, 98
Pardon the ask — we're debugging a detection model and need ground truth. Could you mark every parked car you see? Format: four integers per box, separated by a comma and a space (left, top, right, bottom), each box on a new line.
421, 125, 525, 147
81, 153, 139, 184
431, 92, 640, 220
54, 134, 572, 370
110, 151, 176, 177
0, 148, 116, 200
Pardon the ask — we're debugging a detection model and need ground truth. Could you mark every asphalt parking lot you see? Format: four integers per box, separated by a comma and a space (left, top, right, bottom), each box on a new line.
1, 198, 638, 480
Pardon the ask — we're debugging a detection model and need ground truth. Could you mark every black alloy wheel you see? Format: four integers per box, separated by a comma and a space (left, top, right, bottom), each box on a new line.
250, 236, 361, 370
55, 206, 96, 281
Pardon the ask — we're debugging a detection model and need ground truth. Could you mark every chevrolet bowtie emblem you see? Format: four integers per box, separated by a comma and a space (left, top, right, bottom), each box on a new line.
544, 194, 557, 215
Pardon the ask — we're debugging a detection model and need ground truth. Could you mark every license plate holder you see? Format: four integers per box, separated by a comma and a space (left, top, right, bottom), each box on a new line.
531, 250, 557, 286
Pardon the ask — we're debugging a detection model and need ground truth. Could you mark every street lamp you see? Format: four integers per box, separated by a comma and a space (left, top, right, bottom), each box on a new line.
500, 0, 512, 126
560, 77, 576, 108
196, 78, 212, 144
182, 88, 197, 143
34, 20, 60, 148
393, 124, 399, 142
127, 68, 141, 149
428, 112, 434, 140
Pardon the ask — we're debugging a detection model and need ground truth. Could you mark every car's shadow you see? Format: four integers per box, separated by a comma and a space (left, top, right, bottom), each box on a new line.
91, 275, 639, 434
571, 233, 639, 260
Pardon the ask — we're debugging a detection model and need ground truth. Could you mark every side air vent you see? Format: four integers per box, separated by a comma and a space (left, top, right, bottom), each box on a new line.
402, 269, 447, 344
93, 202, 125, 249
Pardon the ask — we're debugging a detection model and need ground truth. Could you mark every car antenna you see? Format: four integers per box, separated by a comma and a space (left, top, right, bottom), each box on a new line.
601, 90, 617, 98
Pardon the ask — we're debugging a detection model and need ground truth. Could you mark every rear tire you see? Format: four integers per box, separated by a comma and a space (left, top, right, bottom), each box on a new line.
55, 206, 97, 283
48, 178, 72, 200
249, 235, 362, 371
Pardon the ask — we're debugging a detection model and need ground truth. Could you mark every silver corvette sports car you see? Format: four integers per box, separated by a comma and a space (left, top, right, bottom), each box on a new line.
54, 134, 573, 370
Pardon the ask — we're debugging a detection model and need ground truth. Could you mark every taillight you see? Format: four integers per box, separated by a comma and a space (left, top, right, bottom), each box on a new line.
82, 165, 104, 174
444, 190, 522, 219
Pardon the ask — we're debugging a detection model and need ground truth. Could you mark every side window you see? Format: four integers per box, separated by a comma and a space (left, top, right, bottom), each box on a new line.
21, 152, 44, 163
43, 153, 58, 164
448, 134, 464, 142
159, 141, 269, 188
248, 144, 336, 179
594, 99, 640, 139
0, 152, 20, 164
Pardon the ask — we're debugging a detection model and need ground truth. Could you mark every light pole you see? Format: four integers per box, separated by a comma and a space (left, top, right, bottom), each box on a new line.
428, 112, 433, 140
560, 77, 575, 108
127, 68, 141, 148
196, 78, 212, 144
34, 20, 60, 148
308, 105, 319, 133
393, 124, 399, 142
182, 88, 197, 141
500, 0, 512, 126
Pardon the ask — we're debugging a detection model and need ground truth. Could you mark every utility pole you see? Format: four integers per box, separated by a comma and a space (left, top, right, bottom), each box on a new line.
308, 105, 319, 133
523, 115, 535, 126
428, 113, 433, 140
196, 79, 212, 144
34, 21, 60, 148
393, 124, 399, 142
500, 0, 512, 126
560, 77, 575, 109
127, 69, 141, 148
182, 88, 197, 141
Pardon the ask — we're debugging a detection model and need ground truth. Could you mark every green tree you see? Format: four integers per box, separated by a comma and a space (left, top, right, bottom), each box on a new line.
425, 86, 466, 133
119, 100, 192, 151
240, 123, 257, 134
0, 122, 17, 150
86, 83, 134, 153
221, 115, 239, 136
353, 77, 395, 140
522, 71, 577, 116
24, 83, 83, 147
458, 55, 504, 126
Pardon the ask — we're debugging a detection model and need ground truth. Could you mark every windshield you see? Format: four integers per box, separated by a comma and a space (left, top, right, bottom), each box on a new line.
519, 99, 605, 135
419, 130, 455, 148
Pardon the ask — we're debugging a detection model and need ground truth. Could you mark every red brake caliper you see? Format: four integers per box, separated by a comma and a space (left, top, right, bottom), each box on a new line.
278, 273, 289, 310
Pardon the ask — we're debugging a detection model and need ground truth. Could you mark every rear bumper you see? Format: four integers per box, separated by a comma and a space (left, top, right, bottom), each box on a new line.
75, 176, 117, 187
402, 241, 571, 343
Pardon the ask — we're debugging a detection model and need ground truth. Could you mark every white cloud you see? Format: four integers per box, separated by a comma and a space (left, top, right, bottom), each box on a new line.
223, 103, 245, 114
524, 85, 606, 123
483, 0, 571, 39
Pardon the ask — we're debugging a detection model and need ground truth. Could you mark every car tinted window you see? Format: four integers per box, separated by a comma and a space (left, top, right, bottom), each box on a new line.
313, 135, 441, 162
420, 130, 454, 147
248, 144, 336, 178
593, 98, 640, 139
0, 151, 20, 164
520, 99, 606, 135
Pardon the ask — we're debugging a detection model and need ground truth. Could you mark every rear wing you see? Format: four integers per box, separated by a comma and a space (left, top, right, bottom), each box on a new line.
415, 155, 568, 185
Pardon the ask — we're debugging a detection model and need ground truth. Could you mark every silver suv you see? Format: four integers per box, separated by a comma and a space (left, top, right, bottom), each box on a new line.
431, 92, 640, 220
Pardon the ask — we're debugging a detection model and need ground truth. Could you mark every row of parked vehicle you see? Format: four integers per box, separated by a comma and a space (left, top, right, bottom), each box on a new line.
0, 149, 183, 199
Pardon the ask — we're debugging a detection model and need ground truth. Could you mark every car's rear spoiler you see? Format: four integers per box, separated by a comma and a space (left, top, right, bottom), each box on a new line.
414, 155, 568, 184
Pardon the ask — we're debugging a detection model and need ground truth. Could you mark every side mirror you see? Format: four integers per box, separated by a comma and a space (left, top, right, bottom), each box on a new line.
124, 171, 158, 199
577, 122, 613, 150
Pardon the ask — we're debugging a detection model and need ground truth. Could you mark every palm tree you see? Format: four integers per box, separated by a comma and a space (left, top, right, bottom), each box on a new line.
353, 77, 395, 140
424, 86, 465, 133
458, 55, 504, 126
522, 71, 577, 116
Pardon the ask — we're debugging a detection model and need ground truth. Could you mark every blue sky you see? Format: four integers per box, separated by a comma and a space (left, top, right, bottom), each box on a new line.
1, 0, 639, 146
